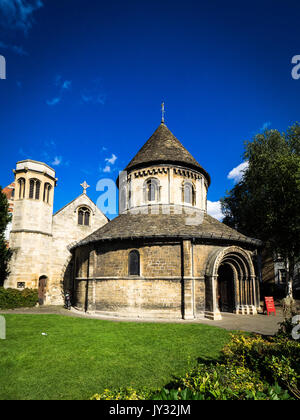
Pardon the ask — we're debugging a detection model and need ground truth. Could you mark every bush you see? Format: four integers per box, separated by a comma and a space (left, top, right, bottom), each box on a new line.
90, 370, 292, 401
153, 383, 291, 401
0, 287, 38, 309
91, 387, 152, 401
161, 363, 266, 400
222, 334, 300, 399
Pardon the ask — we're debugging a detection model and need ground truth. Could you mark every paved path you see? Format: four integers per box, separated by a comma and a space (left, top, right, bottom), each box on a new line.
0, 305, 285, 336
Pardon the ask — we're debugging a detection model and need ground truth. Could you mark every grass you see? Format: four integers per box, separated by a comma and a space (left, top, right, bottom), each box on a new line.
0, 314, 231, 400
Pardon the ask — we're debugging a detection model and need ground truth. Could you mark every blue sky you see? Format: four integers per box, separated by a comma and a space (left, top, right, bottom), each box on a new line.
1, 0, 300, 219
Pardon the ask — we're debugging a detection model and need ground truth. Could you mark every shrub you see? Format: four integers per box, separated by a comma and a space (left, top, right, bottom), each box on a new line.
153, 383, 290, 401
222, 333, 300, 399
90, 373, 292, 401
91, 387, 152, 401
152, 388, 205, 400
165, 363, 269, 400
0, 287, 38, 309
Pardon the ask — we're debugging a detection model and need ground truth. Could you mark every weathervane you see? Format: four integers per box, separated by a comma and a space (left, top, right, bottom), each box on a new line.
80, 181, 90, 194
161, 102, 165, 124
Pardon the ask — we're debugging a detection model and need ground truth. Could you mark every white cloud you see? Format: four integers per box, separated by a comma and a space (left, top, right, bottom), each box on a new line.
227, 161, 249, 183
81, 93, 106, 105
105, 154, 117, 165
0, 0, 44, 32
207, 200, 223, 221
62, 80, 71, 90
80, 78, 106, 106
103, 165, 111, 173
81, 94, 92, 103
46, 77, 72, 106
52, 156, 62, 166
46, 97, 61, 106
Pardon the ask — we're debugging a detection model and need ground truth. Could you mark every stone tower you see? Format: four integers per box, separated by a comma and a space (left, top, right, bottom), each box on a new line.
5, 160, 57, 290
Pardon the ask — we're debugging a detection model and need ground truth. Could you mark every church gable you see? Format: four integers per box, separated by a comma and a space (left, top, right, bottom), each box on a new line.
52, 193, 108, 246
48, 193, 108, 304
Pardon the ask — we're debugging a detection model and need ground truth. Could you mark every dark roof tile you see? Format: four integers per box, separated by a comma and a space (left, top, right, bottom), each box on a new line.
124, 123, 211, 185
73, 205, 261, 248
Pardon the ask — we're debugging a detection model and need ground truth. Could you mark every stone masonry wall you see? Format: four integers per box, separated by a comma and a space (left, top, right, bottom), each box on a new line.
124, 165, 207, 213
75, 240, 184, 318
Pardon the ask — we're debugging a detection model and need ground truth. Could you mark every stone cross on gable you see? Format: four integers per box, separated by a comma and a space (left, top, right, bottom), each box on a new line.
80, 181, 90, 194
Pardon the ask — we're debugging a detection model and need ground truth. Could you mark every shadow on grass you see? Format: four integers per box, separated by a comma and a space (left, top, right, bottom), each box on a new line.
162, 354, 223, 391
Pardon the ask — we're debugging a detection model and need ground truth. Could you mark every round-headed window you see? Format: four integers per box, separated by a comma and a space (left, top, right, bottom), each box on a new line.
145, 178, 160, 202
183, 182, 195, 205
78, 207, 91, 226
129, 250, 140, 276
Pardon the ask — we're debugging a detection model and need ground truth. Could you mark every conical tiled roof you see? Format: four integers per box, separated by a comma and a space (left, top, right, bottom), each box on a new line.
124, 123, 211, 185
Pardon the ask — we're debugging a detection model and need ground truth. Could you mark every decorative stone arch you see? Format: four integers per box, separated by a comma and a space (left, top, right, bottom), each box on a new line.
206, 246, 255, 278
205, 246, 259, 320
29, 178, 41, 200
18, 177, 26, 199
181, 180, 196, 206
74, 204, 95, 216
43, 182, 52, 204
143, 177, 161, 203
75, 205, 94, 226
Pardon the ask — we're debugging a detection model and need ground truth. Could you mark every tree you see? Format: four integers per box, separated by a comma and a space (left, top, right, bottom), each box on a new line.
221, 124, 300, 297
0, 187, 12, 286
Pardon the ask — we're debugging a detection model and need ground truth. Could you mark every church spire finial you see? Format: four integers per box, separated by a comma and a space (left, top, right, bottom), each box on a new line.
161, 102, 165, 124
80, 180, 90, 195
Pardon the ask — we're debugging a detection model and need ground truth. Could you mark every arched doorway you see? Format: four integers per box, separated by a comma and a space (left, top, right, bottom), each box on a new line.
217, 264, 235, 313
205, 246, 260, 320
38, 276, 48, 306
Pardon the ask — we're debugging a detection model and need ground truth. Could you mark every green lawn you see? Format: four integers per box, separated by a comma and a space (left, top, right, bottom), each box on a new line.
0, 314, 230, 400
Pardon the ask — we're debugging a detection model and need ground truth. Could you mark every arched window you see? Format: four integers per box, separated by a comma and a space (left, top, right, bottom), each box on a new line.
43, 183, 52, 203
78, 207, 91, 226
18, 178, 26, 199
29, 179, 41, 200
129, 250, 140, 276
183, 182, 195, 205
144, 178, 160, 202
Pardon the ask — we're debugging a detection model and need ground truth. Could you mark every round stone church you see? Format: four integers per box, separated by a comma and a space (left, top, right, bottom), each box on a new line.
72, 122, 261, 320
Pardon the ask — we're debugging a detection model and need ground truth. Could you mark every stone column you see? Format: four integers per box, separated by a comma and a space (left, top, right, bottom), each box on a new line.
169, 168, 174, 205
86, 249, 96, 313
252, 275, 260, 313
182, 240, 195, 320
204, 274, 222, 320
